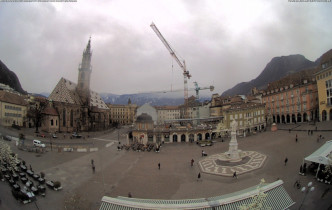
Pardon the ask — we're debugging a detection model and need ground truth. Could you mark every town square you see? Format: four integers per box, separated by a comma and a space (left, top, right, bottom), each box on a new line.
1, 120, 332, 209
1, 1, 332, 209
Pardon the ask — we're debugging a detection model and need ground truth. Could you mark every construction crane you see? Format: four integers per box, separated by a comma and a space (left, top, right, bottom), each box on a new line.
193, 82, 214, 119
150, 22, 192, 106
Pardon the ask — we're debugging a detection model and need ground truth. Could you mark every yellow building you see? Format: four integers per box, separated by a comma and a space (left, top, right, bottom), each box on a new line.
315, 49, 332, 121
222, 102, 266, 136
0, 91, 28, 127
108, 102, 137, 125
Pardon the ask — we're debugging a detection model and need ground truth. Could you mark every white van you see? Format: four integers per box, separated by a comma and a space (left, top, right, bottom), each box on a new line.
33, 140, 46, 148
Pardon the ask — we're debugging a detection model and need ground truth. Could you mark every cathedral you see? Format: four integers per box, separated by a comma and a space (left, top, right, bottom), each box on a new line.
41, 38, 110, 133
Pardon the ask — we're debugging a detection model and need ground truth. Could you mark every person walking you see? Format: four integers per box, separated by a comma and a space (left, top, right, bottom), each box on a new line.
191, 159, 194, 167
92, 165, 95, 173
197, 172, 201, 181
295, 134, 298, 143
317, 135, 320, 143
233, 171, 237, 179
91, 159, 94, 165
158, 163, 160, 170
128, 192, 132, 198
284, 157, 288, 166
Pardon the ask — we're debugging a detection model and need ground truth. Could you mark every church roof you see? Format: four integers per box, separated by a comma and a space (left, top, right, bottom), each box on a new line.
136, 113, 153, 123
42, 107, 59, 116
49, 78, 82, 105
48, 77, 109, 110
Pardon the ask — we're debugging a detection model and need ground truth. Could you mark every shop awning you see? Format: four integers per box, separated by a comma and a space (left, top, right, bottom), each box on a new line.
305, 140, 332, 165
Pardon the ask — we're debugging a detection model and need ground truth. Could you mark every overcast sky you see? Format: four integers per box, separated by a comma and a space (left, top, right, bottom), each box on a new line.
0, 0, 331, 97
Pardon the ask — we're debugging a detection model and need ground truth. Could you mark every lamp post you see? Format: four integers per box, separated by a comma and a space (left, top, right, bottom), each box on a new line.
299, 182, 315, 210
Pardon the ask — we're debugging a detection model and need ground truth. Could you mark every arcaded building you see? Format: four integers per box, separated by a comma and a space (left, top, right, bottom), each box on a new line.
131, 113, 216, 145
262, 69, 318, 124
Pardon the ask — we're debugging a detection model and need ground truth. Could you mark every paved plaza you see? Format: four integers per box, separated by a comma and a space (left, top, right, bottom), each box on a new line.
1, 122, 332, 210
199, 151, 267, 176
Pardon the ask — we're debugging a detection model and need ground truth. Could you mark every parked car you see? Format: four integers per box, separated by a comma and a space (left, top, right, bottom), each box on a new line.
33, 140, 46, 148
38, 177, 45, 184
36, 133, 45, 138
3, 135, 11, 141
12, 189, 31, 204
26, 170, 34, 177
46, 180, 62, 191
72, 132, 82, 138
37, 185, 46, 196
33, 174, 40, 181
20, 165, 27, 172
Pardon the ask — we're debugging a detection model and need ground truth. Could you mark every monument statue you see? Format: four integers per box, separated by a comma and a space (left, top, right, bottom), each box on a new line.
231, 119, 237, 133
227, 119, 241, 162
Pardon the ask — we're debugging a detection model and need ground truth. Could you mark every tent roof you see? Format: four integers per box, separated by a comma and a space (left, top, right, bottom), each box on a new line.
305, 140, 332, 165
99, 180, 294, 210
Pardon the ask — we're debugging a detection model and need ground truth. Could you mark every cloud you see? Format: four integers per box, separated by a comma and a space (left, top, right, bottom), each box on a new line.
0, 0, 331, 97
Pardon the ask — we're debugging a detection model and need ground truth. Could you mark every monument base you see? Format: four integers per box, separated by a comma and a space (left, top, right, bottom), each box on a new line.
223, 150, 243, 162
199, 151, 267, 177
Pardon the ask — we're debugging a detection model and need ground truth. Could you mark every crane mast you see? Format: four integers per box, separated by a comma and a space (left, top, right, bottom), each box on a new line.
150, 22, 191, 106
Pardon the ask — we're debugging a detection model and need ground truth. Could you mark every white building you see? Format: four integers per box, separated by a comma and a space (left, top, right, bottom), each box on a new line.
136, 103, 157, 124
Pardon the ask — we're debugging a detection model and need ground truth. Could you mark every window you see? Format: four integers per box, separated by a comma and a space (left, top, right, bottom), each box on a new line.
326, 79, 332, 105
51, 119, 54, 126
63, 109, 66, 126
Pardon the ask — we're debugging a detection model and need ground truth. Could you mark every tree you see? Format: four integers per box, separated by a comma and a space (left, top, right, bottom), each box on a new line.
27, 100, 47, 133
0, 141, 18, 171
238, 179, 271, 210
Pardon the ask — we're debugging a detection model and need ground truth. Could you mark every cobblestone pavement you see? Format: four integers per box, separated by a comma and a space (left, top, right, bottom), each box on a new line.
1, 122, 332, 210
199, 151, 267, 176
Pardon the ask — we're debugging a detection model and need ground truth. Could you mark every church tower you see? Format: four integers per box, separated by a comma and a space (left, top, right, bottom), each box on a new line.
77, 37, 92, 105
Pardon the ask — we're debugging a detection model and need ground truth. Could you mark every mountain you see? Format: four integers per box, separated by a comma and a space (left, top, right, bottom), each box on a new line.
100, 92, 210, 106
221, 54, 319, 96
0, 60, 27, 94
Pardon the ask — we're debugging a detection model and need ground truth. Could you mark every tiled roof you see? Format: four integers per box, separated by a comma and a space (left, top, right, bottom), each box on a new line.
99, 180, 294, 210
90, 91, 109, 110
0, 91, 27, 106
49, 78, 109, 110
316, 49, 332, 74
225, 102, 264, 112
42, 107, 59, 116
155, 106, 180, 110
49, 78, 82, 104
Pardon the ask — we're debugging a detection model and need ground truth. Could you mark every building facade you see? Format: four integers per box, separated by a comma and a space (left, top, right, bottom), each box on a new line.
45, 38, 110, 133
0, 91, 27, 127
262, 69, 318, 124
136, 103, 158, 124
315, 49, 332, 121
108, 101, 137, 126
131, 113, 215, 145
155, 105, 180, 124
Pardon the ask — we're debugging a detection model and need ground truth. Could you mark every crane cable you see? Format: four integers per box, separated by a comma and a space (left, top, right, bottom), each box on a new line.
171, 58, 174, 92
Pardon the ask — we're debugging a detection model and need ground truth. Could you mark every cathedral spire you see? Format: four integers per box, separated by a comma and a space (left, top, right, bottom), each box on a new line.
77, 37, 93, 106
85, 36, 91, 54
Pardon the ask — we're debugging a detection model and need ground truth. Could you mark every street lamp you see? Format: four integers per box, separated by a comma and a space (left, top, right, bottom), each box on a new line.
299, 182, 315, 210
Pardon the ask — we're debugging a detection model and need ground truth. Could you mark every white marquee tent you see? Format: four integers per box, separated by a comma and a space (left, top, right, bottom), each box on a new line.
305, 140, 332, 165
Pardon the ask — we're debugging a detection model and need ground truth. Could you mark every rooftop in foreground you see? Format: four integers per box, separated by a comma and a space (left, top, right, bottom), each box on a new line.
99, 180, 294, 210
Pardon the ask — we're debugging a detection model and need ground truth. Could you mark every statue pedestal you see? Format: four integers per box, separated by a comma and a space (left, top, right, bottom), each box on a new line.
225, 130, 242, 162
